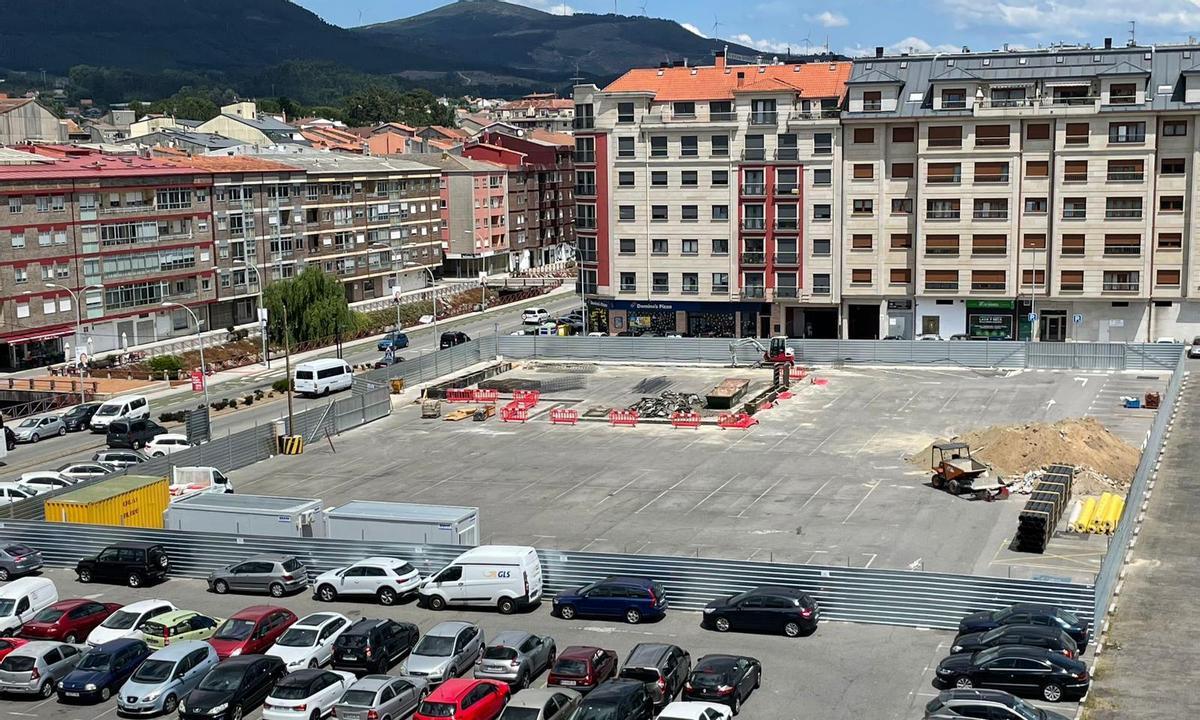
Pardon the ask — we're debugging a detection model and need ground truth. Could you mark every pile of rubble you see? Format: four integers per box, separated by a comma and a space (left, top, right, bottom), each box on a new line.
628, 391, 705, 417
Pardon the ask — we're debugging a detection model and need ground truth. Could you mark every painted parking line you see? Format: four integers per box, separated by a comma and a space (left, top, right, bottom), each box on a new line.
841, 481, 881, 525
596, 470, 647, 506
736, 478, 783, 519
685, 474, 741, 514
633, 469, 699, 514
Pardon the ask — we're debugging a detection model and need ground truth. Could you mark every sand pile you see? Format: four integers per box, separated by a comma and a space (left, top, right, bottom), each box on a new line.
910, 417, 1139, 485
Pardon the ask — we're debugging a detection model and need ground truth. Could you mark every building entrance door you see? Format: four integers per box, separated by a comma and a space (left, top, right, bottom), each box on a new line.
1041, 312, 1067, 342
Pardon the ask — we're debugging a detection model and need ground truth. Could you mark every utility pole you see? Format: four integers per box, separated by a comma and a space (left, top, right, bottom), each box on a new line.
282, 303, 294, 435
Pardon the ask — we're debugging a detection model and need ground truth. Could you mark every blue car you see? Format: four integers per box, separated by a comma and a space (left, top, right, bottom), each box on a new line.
377, 332, 410, 351
552, 576, 668, 624
57, 637, 152, 703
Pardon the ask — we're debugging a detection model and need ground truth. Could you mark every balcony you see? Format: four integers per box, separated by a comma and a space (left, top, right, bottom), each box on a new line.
971, 282, 1007, 292
742, 149, 766, 162
572, 117, 595, 130
1046, 94, 1099, 108
1060, 282, 1084, 292
1063, 210, 1087, 220
973, 174, 1009, 184
775, 183, 799, 196
940, 99, 967, 110
774, 219, 799, 231
681, 285, 700, 296
927, 175, 962, 185
651, 283, 670, 295
776, 148, 799, 161
574, 184, 596, 197
572, 152, 595, 164
749, 112, 778, 125
575, 218, 597, 230
740, 252, 766, 266
788, 108, 841, 121
812, 284, 831, 296
1104, 246, 1142, 256
1107, 172, 1144, 182
1105, 209, 1142, 220
101, 203, 154, 215
642, 109, 738, 124
775, 286, 799, 299
924, 281, 959, 291
741, 286, 768, 299
1102, 281, 1139, 292
774, 252, 799, 265
741, 184, 766, 196
927, 210, 961, 220
742, 218, 766, 231
972, 210, 1009, 221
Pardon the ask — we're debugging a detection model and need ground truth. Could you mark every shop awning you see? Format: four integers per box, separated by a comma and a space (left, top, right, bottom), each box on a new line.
0, 327, 73, 345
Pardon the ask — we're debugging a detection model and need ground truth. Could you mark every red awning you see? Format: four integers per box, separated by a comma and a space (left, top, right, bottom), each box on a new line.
0, 327, 74, 345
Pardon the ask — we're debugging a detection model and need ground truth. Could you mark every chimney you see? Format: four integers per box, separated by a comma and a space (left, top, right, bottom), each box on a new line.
659, 61, 669, 68
715, 49, 726, 70
736, 71, 746, 87
1104, 37, 1113, 49
875, 46, 884, 58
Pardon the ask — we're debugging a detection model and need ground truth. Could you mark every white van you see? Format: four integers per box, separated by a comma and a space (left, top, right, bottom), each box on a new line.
418, 545, 542, 615
89, 394, 149, 432
522, 308, 551, 325
293, 358, 353, 397
0, 577, 58, 633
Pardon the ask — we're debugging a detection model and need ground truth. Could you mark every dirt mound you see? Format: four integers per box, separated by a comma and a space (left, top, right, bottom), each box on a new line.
910, 417, 1139, 484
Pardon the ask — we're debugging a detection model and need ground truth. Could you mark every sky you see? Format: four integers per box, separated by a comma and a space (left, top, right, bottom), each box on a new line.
294, 0, 1200, 56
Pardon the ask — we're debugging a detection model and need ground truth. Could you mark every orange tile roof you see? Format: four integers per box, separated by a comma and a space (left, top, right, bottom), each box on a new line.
163, 155, 303, 172
428, 125, 470, 139
300, 126, 364, 151
427, 138, 461, 151
525, 128, 575, 146
0, 97, 34, 114
603, 61, 852, 102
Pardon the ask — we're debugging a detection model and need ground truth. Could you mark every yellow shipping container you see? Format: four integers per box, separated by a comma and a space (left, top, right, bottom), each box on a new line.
43, 475, 169, 529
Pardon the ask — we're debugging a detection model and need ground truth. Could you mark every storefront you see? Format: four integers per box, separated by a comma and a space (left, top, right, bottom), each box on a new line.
0, 328, 72, 372
966, 299, 1017, 340
885, 299, 915, 339
588, 299, 770, 337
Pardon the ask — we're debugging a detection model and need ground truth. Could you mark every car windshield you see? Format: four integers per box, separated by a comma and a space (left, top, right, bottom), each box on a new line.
140, 621, 173, 637
620, 668, 660, 683
78, 651, 112, 671
992, 607, 1015, 621
198, 667, 242, 691
484, 646, 518, 661
0, 600, 15, 615
3, 544, 33, 556
276, 628, 318, 647
214, 619, 255, 641
572, 705, 622, 720
0, 656, 34, 672
109, 423, 129, 434
414, 635, 454, 656
339, 690, 378, 707
552, 658, 588, 676
498, 709, 540, 720
689, 672, 726, 688
393, 563, 415, 575
1010, 699, 1043, 720
727, 590, 754, 604
31, 608, 65, 623
272, 683, 314, 700
102, 610, 142, 630
132, 659, 175, 683
417, 701, 456, 717
980, 627, 1010, 644
96, 406, 120, 416
16, 419, 37, 428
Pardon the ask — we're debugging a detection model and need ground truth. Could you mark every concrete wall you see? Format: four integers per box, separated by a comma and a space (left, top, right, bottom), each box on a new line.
0, 101, 67, 144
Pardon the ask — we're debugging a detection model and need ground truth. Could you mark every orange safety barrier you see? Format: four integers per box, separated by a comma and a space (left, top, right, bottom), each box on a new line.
789, 367, 808, 381
670, 411, 701, 429
609, 409, 639, 427
550, 408, 579, 425
513, 389, 541, 407
811, 377, 829, 386
473, 388, 499, 404
446, 388, 474, 403
500, 401, 528, 423
717, 412, 759, 430
778, 390, 794, 400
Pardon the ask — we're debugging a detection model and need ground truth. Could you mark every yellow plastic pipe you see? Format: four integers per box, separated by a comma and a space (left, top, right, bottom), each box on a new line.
1075, 497, 1098, 533
1104, 496, 1126, 534
1089, 493, 1113, 534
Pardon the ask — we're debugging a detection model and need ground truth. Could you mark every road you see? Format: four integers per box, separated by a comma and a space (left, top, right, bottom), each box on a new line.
0, 294, 579, 481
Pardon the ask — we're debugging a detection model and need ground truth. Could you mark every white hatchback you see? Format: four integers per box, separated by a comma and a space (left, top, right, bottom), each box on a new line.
522, 307, 551, 324
262, 668, 356, 720
144, 434, 193, 457
266, 612, 351, 671
86, 599, 176, 647
313, 557, 421, 606
657, 701, 734, 720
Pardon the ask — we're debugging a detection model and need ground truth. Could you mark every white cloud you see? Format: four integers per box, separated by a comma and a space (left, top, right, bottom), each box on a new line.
731, 32, 821, 55
681, 22, 708, 38
939, 0, 1200, 38
807, 10, 849, 28
844, 36, 960, 57
507, 0, 576, 15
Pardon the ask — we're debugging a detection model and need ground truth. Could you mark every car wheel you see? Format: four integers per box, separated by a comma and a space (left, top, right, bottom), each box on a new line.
428, 595, 447, 611
378, 587, 397, 606
63, 633, 77, 644
317, 584, 337, 602
731, 694, 741, 715
78, 568, 92, 583
152, 452, 164, 458
127, 572, 143, 588
783, 622, 801, 638
100, 687, 111, 701
1042, 683, 1064, 702
40, 680, 54, 698
162, 694, 178, 714
57, 427, 66, 437
230, 704, 243, 720
30, 433, 39, 443
558, 604, 576, 620
497, 597, 516, 615
0, 568, 10, 582
308, 659, 318, 669
269, 582, 285, 598
213, 579, 229, 594
310, 710, 320, 720
954, 677, 974, 689
715, 617, 731, 632
624, 608, 642, 624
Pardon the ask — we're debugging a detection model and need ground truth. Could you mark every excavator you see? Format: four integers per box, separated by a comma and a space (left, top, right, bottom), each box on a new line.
729, 336, 795, 367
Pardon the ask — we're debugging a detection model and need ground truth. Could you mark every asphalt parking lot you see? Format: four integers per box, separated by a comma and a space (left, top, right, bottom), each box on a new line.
237, 364, 1162, 580
3, 568, 956, 720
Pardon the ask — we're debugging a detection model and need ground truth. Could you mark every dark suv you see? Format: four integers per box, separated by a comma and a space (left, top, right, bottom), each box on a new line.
332, 618, 419, 674
553, 576, 668, 624
439, 331, 471, 349
618, 643, 690, 709
105, 419, 167, 450
76, 542, 170, 588
573, 679, 653, 720
702, 585, 820, 637
61, 403, 102, 433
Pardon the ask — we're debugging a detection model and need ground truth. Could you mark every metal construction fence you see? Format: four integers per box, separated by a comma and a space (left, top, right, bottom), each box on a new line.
353, 339, 495, 391
0, 520, 1095, 631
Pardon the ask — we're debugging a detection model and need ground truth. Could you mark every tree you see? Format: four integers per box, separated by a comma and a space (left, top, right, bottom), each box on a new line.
340, 86, 457, 127
148, 90, 219, 121
262, 267, 356, 344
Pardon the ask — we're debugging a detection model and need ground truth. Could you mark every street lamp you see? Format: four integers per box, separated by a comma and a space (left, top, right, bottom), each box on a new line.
161, 301, 210, 408
405, 261, 439, 375
45, 282, 103, 403
232, 261, 269, 367
368, 243, 404, 334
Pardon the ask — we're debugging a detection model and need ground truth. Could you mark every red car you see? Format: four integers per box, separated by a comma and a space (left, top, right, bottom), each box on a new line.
415, 679, 509, 720
547, 645, 619, 694
0, 638, 28, 661
208, 605, 297, 660
17, 600, 121, 643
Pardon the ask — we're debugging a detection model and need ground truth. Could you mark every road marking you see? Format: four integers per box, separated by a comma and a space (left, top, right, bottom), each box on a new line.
736, 477, 783, 519
578, 538, 606, 552
938, 389, 961, 411
797, 478, 833, 513
807, 426, 842, 455
685, 474, 740, 514
853, 427, 884, 456
861, 553, 877, 568
805, 550, 829, 564
82, 592, 104, 599
634, 470, 698, 514
552, 470, 604, 501
597, 471, 646, 505
842, 481, 881, 524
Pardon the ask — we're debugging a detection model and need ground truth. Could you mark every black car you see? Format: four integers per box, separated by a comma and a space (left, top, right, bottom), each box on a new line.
76, 542, 170, 588
618, 643, 690, 709
702, 585, 819, 637
332, 618, 419, 674
572, 679, 654, 720
61, 403, 102, 432
934, 646, 1091, 703
178, 655, 287, 720
439, 331, 471, 349
373, 355, 405, 369
105, 418, 167, 450
682, 654, 761, 714
3, 425, 13, 452
951, 625, 1079, 659
957, 604, 1089, 650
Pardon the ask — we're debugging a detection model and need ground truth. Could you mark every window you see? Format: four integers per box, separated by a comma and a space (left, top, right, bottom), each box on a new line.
681, 171, 698, 187
619, 238, 636, 254
618, 205, 636, 221
651, 171, 668, 187
681, 239, 698, 255
1065, 123, 1089, 144
680, 136, 698, 157
1061, 270, 1084, 291
990, 87, 1027, 107
651, 272, 668, 293
814, 132, 833, 154
851, 268, 872, 284
813, 169, 831, 186
1163, 120, 1188, 137
892, 126, 915, 143
710, 101, 733, 120
1109, 83, 1137, 104
711, 238, 729, 255
619, 272, 636, 292
926, 198, 960, 220
1109, 122, 1146, 144
681, 205, 698, 221
853, 127, 875, 144
940, 88, 966, 109
1157, 269, 1181, 287
681, 273, 699, 294
10, 231, 25, 248
925, 234, 960, 255
974, 162, 1008, 183
928, 125, 962, 148
853, 164, 874, 180
651, 205, 667, 220
925, 269, 959, 290
812, 238, 831, 255
890, 268, 912, 284
744, 135, 764, 161
891, 198, 913, 214
711, 135, 729, 157
7, 196, 21, 213
813, 273, 831, 294
617, 102, 634, 123
1026, 160, 1048, 177
711, 205, 729, 220
1104, 234, 1142, 256
36, 195, 50, 213
13, 267, 27, 284
1160, 196, 1184, 213
711, 272, 729, 293
16, 302, 29, 319
1103, 270, 1139, 291
1022, 269, 1047, 286
813, 204, 831, 220
928, 162, 962, 184
711, 170, 729, 187
891, 162, 914, 179
672, 101, 695, 118
1063, 197, 1087, 220
1161, 158, 1185, 175
1158, 232, 1183, 250
1024, 197, 1047, 214
890, 233, 912, 249
650, 136, 667, 157
973, 198, 1008, 220
1023, 233, 1046, 249
972, 234, 1007, 255
1061, 234, 1085, 256
617, 171, 635, 187
1026, 123, 1050, 140
974, 125, 1009, 147
777, 133, 798, 160
862, 91, 882, 111
652, 238, 668, 255
1106, 197, 1142, 219
852, 199, 873, 216
750, 98, 777, 124
616, 137, 634, 158
971, 270, 1006, 290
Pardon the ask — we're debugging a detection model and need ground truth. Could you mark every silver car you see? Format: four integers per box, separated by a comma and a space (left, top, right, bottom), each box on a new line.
475, 631, 556, 688
498, 688, 581, 720
57, 462, 117, 481
333, 674, 429, 720
399, 622, 484, 685
117, 640, 218, 716
0, 543, 43, 581
12, 415, 66, 443
207, 554, 309, 597
0, 641, 82, 696
92, 449, 149, 469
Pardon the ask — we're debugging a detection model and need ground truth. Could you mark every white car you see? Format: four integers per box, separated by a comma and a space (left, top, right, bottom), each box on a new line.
266, 612, 351, 670
657, 701, 734, 720
0, 482, 36, 504
313, 557, 421, 606
143, 434, 193, 457
86, 599, 176, 647
56, 462, 115, 482
262, 668, 356, 720
17, 472, 74, 494
522, 307, 551, 325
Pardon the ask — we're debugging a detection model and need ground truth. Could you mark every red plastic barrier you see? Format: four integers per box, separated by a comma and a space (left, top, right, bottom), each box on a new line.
778, 390, 794, 400
513, 389, 541, 407
446, 388, 474, 403
473, 388, 499, 404
550, 408, 579, 425
500, 401, 528, 423
670, 411, 701, 429
789, 367, 808, 381
609, 409, 639, 427
811, 377, 829, 386
717, 412, 759, 430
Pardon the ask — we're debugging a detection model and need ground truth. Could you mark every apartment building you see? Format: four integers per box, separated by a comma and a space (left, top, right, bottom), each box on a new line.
572, 53, 851, 336
841, 42, 1200, 341
406, 153, 510, 277
462, 129, 576, 271
0, 146, 215, 370
494, 93, 576, 134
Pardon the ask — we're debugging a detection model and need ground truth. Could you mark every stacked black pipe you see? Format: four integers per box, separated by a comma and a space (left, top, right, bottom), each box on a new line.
1015, 464, 1075, 553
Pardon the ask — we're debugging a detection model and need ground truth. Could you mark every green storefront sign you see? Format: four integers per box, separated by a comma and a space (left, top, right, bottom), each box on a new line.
966, 300, 1015, 339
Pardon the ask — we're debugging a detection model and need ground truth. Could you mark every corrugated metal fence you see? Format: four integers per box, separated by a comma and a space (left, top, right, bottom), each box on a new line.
0, 520, 1094, 631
